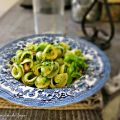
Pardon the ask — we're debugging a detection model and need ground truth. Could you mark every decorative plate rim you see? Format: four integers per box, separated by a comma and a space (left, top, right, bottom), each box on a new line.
0, 34, 110, 108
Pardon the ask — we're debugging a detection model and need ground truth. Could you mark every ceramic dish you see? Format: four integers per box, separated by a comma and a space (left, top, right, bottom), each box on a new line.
0, 34, 110, 107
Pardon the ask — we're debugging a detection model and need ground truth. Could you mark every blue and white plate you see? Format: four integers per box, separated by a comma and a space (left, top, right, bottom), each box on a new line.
0, 34, 110, 107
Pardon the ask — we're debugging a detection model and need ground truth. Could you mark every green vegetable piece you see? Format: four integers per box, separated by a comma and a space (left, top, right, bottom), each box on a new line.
22, 72, 37, 86
64, 53, 88, 69
76, 58, 88, 69
64, 54, 85, 62
71, 72, 81, 78
11, 63, 23, 80
67, 75, 72, 85
36, 42, 49, 52
64, 54, 76, 63
35, 76, 50, 89
67, 62, 76, 74
67, 62, 77, 85
60, 64, 68, 73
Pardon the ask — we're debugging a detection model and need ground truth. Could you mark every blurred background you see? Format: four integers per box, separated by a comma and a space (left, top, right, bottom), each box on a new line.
0, 0, 120, 120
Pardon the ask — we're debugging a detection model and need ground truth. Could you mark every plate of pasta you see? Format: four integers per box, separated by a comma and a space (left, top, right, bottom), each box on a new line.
0, 34, 110, 107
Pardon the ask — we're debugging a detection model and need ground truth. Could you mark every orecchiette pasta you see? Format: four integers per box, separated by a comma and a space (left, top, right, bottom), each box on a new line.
10, 42, 88, 88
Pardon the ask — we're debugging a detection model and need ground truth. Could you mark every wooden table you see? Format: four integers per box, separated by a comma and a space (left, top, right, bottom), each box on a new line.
0, 4, 120, 120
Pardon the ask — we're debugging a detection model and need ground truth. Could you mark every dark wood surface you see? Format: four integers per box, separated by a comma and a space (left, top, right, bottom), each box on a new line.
0, 109, 102, 120
0, 4, 120, 120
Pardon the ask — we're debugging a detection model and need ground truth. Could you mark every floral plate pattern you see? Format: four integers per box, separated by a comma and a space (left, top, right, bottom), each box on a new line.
0, 34, 110, 107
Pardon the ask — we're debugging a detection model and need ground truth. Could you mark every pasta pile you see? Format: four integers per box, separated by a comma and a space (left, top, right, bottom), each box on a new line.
10, 42, 88, 88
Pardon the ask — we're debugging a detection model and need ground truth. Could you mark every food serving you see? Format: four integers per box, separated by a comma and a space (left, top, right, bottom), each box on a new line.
10, 42, 88, 89
0, 34, 110, 107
